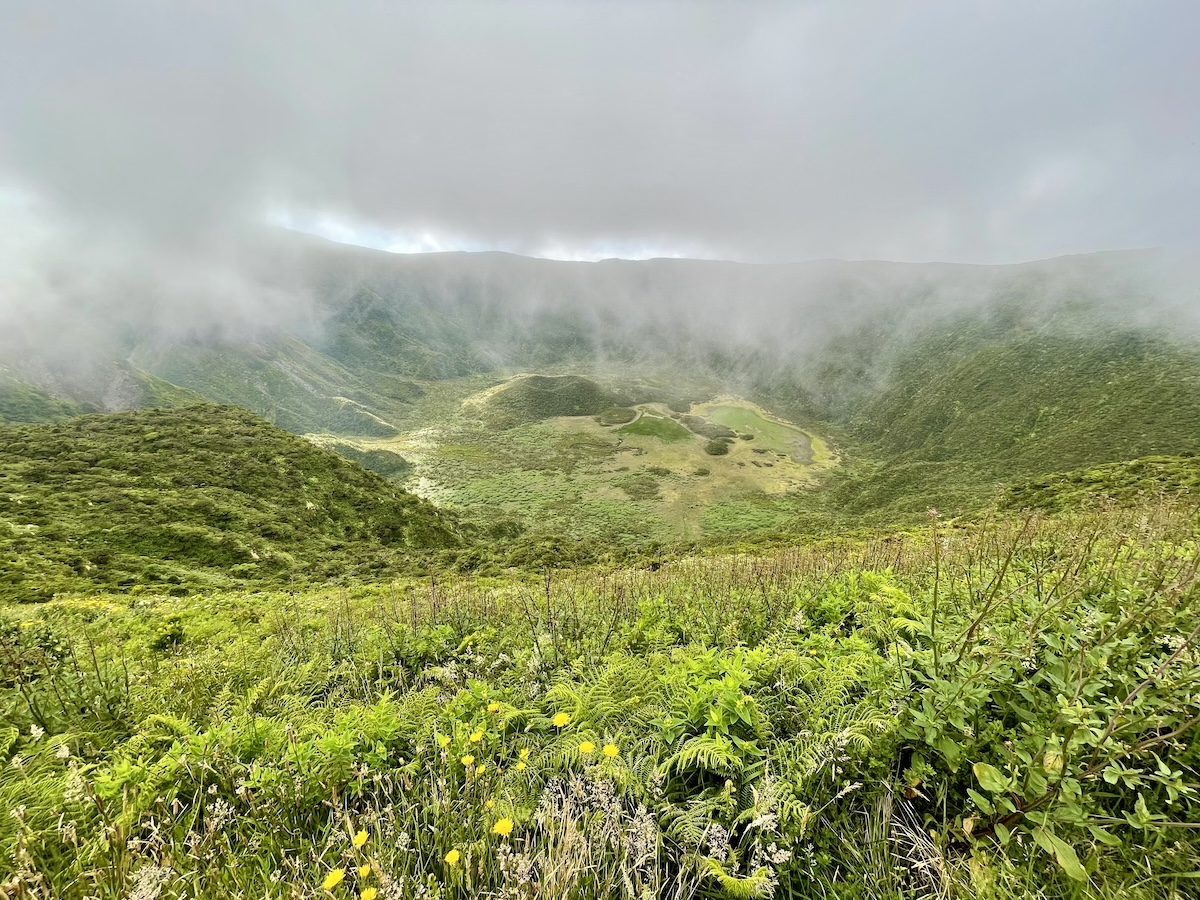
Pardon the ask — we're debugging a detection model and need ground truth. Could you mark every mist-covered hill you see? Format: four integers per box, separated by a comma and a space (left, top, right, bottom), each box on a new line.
2, 234, 1198, 527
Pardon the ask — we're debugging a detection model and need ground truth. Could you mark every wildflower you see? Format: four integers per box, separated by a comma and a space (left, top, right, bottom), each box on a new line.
492, 817, 515, 838
461, 754, 475, 767
56, 744, 71, 760
360, 889, 377, 900
488, 701, 500, 713
515, 761, 527, 772
519, 747, 530, 760
322, 868, 345, 891
485, 799, 495, 810
353, 830, 368, 849
469, 730, 483, 743
602, 744, 619, 758
579, 741, 595, 754
445, 848, 461, 866
476, 763, 487, 776
437, 735, 451, 749
552, 712, 571, 728
357, 865, 370, 878
29, 724, 44, 741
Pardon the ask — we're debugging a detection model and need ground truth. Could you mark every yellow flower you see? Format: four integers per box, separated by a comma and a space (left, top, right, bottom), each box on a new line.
492, 817, 515, 838
485, 799, 495, 809
352, 829, 368, 849
515, 761, 527, 771
461, 754, 475, 767
552, 712, 571, 728
488, 701, 500, 713
470, 730, 484, 743
603, 743, 619, 758
322, 868, 345, 891
519, 747, 530, 760
476, 763, 487, 776
579, 741, 595, 754
445, 848, 461, 866
357, 864, 370, 878
361, 889, 377, 900
437, 734, 451, 748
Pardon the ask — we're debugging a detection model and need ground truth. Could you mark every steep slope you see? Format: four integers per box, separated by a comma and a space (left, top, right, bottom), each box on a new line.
134, 335, 423, 436
0, 405, 467, 600
824, 330, 1200, 519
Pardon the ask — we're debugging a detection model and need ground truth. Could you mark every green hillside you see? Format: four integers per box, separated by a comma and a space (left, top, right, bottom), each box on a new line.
0, 377, 81, 423
0, 405, 466, 600
135, 336, 423, 437
823, 331, 1200, 521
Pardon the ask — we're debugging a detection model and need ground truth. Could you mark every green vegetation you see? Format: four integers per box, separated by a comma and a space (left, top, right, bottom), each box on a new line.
2, 502, 1197, 898
705, 439, 731, 455
479, 375, 618, 427
617, 473, 663, 500
617, 413, 692, 443
597, 406, 638, 425
0, 405, 465, 600
822, 332, 1200, 522
0, 378, 82, 423
311, 439, 414, 480
1003, 454, 1200, 512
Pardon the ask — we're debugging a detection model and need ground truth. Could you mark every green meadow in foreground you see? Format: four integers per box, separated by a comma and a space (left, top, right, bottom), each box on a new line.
2, 500, 1198, 899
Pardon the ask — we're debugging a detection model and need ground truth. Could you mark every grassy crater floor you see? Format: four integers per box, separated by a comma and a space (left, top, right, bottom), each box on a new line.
321, 374, 837, 543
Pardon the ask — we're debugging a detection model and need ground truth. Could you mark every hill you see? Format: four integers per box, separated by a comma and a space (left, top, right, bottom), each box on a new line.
819, 330, 1200, 521
0, 405, 467, 600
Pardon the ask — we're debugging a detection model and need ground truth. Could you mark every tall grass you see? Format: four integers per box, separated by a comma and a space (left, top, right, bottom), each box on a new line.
1, 499, 1197, 898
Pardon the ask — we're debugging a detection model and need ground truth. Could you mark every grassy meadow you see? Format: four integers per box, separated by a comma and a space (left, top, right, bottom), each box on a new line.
3, 498, 1198, 899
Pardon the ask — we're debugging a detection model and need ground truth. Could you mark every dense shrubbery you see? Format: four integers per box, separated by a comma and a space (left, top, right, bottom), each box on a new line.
2, 503, 1197, 898
0, 405, 466, 599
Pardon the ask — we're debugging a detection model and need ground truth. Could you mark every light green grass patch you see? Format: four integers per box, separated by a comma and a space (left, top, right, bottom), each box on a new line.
617, 412, 692, 443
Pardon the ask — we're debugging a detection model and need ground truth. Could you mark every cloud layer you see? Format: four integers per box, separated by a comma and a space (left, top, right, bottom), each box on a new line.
1, 0, 1197, 269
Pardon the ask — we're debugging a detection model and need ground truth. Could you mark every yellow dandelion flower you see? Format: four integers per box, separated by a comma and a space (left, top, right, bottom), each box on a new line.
485, 799, 495, 809
603, 743, 619, 758
437, 734, 451, 748
322, 868, 345, 891
552, 712, 571, 728
476, 763, 487, 776
357, 864, 370, 878
461, 754, 475, 767
519, 747, 530, 760
445, 848, 461, 866
579, 740, 595, 754
515, 761, 527, 771
352, 829, 368, 849
487, 701, 500, 713
469, 730, 483, 743
492, 817, 515, 838
361, 889, 377, 900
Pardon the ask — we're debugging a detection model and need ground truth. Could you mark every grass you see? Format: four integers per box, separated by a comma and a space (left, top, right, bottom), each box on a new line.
617, 412, 692, 443
0, 405, 466, 600
2, 499, 1197, 898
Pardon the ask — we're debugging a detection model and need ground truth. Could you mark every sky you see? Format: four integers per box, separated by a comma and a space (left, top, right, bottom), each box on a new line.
1, 0, 1198, 270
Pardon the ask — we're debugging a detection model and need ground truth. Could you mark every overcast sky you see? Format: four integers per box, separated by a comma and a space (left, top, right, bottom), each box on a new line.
1, 0, 1198, 266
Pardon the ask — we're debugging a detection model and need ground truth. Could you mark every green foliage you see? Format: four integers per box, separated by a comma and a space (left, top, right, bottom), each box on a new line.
483, 374, 618, 427
597, 406, 638, 425
618, 414, 692, 443
1004, 454, 1200, 512
0, 404, 466, 599
0, 379, 82, 423
619, 474, 663, 501
1, 502, 1198, 897
705, 440, 731, 456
